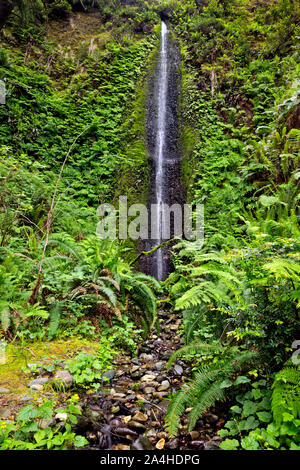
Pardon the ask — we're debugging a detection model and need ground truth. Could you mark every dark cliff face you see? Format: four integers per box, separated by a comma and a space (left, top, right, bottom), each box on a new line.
139, 24, 182, 280
0, 1, 13, 28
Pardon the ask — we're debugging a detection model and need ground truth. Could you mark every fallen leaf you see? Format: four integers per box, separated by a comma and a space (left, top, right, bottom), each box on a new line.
156, 438, 165, 450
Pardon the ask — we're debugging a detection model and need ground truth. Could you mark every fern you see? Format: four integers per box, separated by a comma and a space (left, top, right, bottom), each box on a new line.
167, 341, 223, 368
48, 303, 62, 340
166, 351, 257, 436
271, 362, 300, 426
0, 305, 10, 332
174, 252, 242, 311
121, 273, 159, 335
183, 306, 207, 344
176, 280, 233, 310
262, 258, 300, 281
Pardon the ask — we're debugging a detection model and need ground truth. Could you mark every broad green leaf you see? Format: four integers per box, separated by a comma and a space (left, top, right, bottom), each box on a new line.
219, 439, 239, 450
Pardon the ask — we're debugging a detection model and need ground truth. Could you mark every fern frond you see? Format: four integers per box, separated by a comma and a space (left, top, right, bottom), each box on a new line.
167, 341, 223, 369
187, 380, 225, 431
48, 303, 62, 340
166, 351, 257, 436
271, 363, 300, 426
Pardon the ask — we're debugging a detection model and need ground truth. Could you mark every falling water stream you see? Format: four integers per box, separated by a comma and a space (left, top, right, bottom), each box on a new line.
140, 19, 181, 281
154, 21, 168, 281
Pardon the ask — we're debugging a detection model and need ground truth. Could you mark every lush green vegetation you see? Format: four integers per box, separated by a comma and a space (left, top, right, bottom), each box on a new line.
163, 0, 300, 449
0, 0, 299, 452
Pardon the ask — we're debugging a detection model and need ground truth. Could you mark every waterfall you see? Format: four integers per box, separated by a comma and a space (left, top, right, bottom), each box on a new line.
140, 19, 181, 282
154, 21, 168, 281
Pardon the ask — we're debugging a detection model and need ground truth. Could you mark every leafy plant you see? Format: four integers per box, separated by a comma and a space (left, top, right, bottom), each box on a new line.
0, 399, 88, 450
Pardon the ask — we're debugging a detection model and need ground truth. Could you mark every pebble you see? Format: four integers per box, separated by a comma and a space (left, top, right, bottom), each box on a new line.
114, 445, 130, 450
166, 438, 179, 449
19, 396, 33, 403
28, 378, 49, 388
205, 413, 219, 424
158, 380, 170, 391
0, 408, 11, 419
204, 439, 220, 450
54, 370, 73, 388
102, 369, 116, 380
31, 384, 44, 391
174, 365, 183, 375
144, 387, 155, 394
144, 428, 157, 438
132, 411, 148, 422
128, 420, 146, 430
38, 419, 54, 430
141, 374, 157, 382
55, 412, 68, 421
139, 354, 154, 363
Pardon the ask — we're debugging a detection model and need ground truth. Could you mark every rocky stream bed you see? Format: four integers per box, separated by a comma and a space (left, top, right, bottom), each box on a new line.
0, 311, 226, 450
77, 310, 225, 450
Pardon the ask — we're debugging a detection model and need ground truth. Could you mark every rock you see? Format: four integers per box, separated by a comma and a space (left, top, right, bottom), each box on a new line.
38, 419, 54, 430
166, 438, 179, 449
114, 445, 130, 450
54, 370, 73, 389
189, 431, 200, 440
0, 387, 10, 394
174, 365, 183, 375
31, 384, 44, 391
139, 353, 154, 363
131, 436, 154, 450
128, 420, 146, 430
111, 405, 120, 414
144, 428, 157, 438
141, 374, 157, 382
132, 411, 148, 422
140, 381, 158, 390
157, 432, 167, 439
126, 394, 136, 400
0, 408, 11, 419
204, 439, 221, 450
131, 371, 142, 379
155, 362, 165, 371
112, 392, 126, 399
28, 377, 49, 388
102, 369, 116, 381
212, 436, 222, 443
158, 400, 171, 412
158, 380, 170, 391
144, 387, 155, 394
191, 440, 205, 449
55, 412, 68, 421
205, 413, 219, 424
131, 358, 139, 365
19, 396, 33, 403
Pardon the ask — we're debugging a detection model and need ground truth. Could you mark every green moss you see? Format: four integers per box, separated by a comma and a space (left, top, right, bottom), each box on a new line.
116, 35, 160, 209
0, 338, 100, 398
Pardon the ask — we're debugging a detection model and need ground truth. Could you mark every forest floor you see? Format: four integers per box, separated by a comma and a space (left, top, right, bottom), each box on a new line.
0, 311, 226, 450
